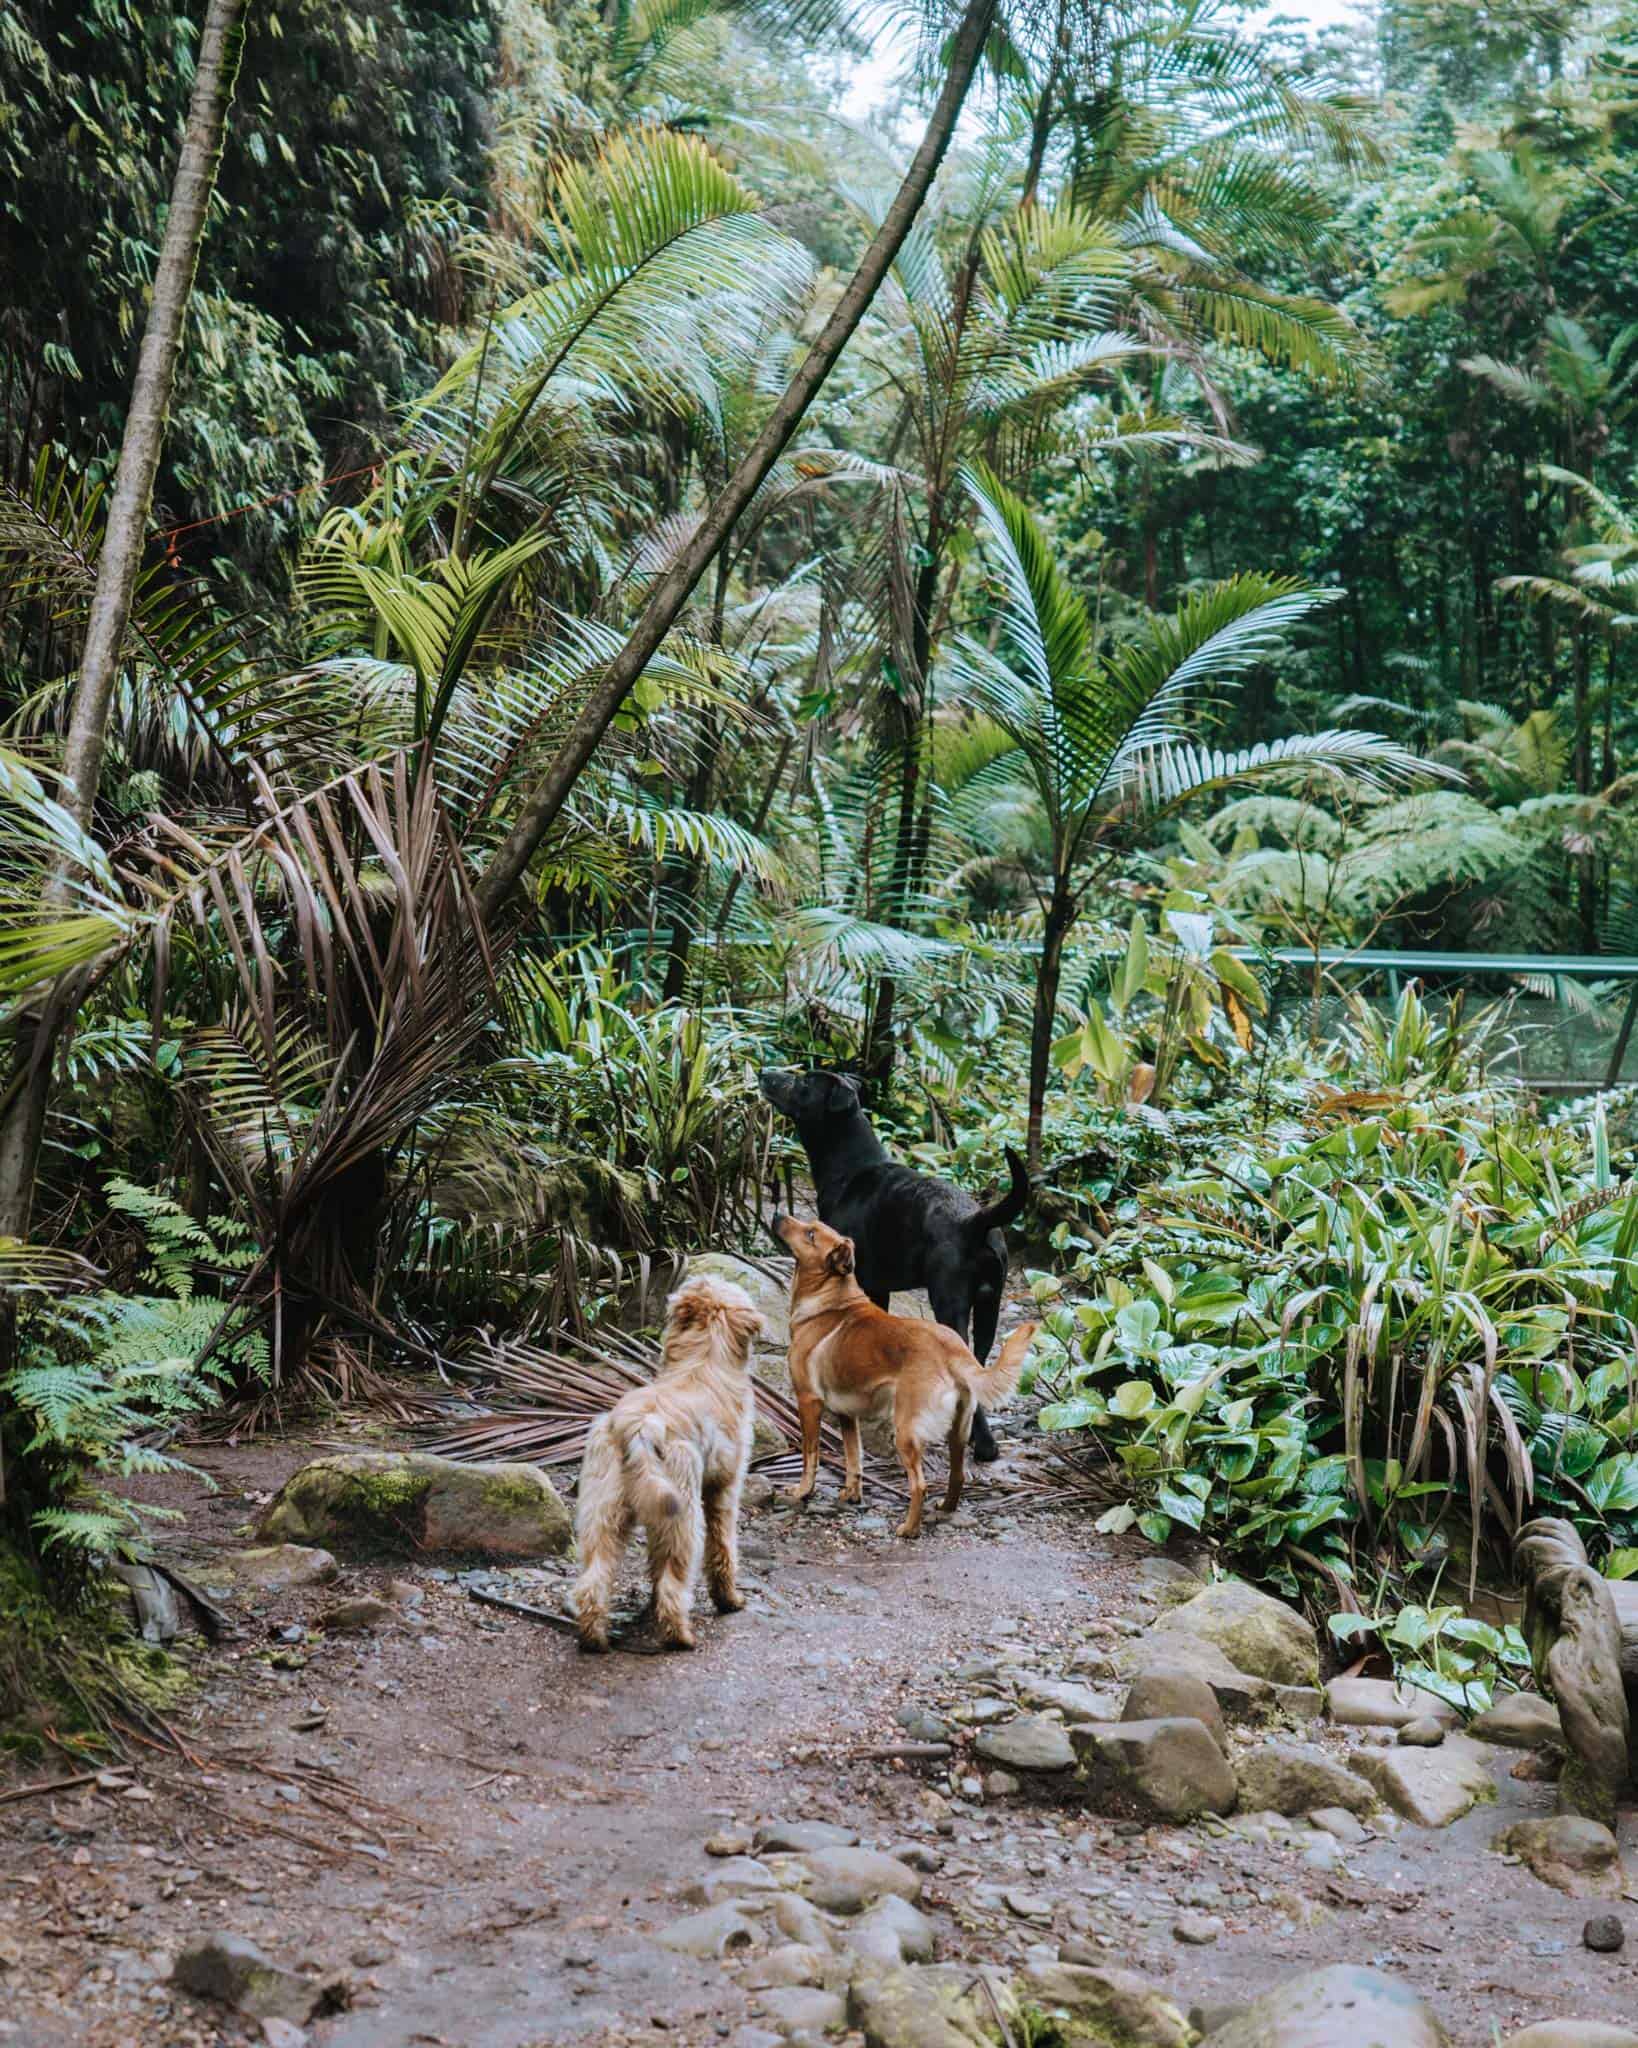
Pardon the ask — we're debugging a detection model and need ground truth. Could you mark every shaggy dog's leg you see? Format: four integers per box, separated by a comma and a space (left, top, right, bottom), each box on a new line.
572, 1421, 629, 1652
838, 1416, 863, 1504
648, 1440, 705, 1649
704, 1476, 746, 1614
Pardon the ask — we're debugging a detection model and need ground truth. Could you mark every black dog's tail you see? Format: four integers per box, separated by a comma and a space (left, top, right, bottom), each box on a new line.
969, 1145, 1030, 1235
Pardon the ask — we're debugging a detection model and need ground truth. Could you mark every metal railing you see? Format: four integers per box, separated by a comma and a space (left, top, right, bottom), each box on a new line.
1232, 948, 1638, 1093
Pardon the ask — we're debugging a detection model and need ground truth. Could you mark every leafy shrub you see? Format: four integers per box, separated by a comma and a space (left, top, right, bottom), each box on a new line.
2, 1182, 260, 1565
1031, 987, 1638, 1608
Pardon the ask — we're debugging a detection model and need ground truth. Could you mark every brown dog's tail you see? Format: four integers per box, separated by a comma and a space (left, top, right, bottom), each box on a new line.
973, 1320, 1038, 1404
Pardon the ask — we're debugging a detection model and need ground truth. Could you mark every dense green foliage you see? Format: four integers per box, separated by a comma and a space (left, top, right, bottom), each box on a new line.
4, 0, 1638, 1721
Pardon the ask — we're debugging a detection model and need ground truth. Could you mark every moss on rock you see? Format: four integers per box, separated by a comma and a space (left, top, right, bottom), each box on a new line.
257, 1451, 569, 1559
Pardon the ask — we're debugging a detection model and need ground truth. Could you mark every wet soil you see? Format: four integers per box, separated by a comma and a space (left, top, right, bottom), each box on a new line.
3, 1414, 1636, 2048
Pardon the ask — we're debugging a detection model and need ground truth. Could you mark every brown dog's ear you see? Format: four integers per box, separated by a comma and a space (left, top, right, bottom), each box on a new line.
827, 1237, 855, 1277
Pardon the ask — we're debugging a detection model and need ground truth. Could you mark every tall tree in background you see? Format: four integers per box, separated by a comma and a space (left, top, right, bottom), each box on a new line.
0, 0, 247, 1242
470, 0, 1001, 920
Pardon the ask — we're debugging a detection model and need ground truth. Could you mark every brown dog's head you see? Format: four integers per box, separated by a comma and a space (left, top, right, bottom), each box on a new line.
770, 1211, 858, 1298
663, 1275, 764, 1367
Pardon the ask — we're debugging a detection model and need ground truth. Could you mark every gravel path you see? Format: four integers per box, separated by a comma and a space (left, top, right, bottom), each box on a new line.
3, 1421, 1636, 2048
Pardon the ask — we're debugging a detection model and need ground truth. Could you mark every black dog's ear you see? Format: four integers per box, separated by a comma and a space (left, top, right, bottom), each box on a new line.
826, 1073, 862, 1114
827, 1236, 856, 1277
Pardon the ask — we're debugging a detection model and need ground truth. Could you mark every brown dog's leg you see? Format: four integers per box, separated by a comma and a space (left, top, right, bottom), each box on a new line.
704, 1479, 745, 1613
839, 1417, 863, 1504
896, 1434, 927, 1539
785, 1393, 823, 1502
941, 1412, 967, 1514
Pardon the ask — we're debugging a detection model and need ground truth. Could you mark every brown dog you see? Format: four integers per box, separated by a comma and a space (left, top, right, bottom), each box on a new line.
771, 1212, 1037, 1537
573, 1274, 763, 1651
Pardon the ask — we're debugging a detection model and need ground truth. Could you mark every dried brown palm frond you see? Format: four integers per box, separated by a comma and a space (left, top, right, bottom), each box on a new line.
139, 754, 520, 1403
419, 1321, 846, 1474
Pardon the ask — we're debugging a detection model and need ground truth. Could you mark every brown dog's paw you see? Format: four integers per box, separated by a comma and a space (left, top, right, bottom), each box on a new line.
782, 1484, 812, 1505
711, 1588, 747, 1614
576, 1631, 610, 1655
661, 1630, 697, 1652
894, 1519, 923, 1540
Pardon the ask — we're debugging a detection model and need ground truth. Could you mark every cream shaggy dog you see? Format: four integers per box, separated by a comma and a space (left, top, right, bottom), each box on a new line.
573, 1274, 763, 1652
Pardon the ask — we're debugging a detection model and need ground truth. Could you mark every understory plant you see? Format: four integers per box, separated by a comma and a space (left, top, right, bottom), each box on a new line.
1029, 985, 1638, 1610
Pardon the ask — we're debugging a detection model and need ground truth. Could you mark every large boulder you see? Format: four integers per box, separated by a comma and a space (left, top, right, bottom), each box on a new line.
258, 1451, 570, 1559
1352, 1732, 1496, 1829
1122, 1668, 1228, 1754
1116, 1635, 1275, 1720
1233, 1742, 1376, 1818
974, 1716, 1076, 1774
1515, 1516, 1637, 1824
798, 1847, 922, 1914
1020, 1962, 1193, 2048
1324, 1675, 1457, 1731
1495, 1816, 1625, 1899
171, 1934, 345, 2025
1469, 1692, 1562, 1750
214, 1544, 338, 1593
1072, 1717, 1237, 1821
848, 1964, 1012, 2048
1203, 1965, 1450, 2047
1016, 1674, 1122, 1723
1150, 1580, 1319, 1688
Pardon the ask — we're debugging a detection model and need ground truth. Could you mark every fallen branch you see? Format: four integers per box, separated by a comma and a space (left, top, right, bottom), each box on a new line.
464, 1582, 670, 1654
0, 1772, 98, 1806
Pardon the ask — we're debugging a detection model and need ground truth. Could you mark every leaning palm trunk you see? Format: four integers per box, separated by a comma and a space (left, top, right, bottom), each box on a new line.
0, 0, 247, 1242
471, 0, 999, 921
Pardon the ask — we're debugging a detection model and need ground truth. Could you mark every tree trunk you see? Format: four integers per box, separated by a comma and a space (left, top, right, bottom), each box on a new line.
471, 0, 999, 922
1574, 625, 1596, 950
0, 0, 247, 1246
1027, 881, 1077, 1176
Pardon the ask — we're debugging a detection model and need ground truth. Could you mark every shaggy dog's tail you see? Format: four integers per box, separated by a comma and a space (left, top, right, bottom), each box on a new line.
620, 1420, 688, 1524
973, 1320, 1038, 1403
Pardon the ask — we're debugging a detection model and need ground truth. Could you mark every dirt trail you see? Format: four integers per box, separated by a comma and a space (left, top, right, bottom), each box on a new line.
4, 1425, 1637, 2048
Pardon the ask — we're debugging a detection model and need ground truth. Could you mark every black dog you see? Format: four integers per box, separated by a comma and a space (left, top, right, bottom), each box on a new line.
759, 1069, 1029, 1463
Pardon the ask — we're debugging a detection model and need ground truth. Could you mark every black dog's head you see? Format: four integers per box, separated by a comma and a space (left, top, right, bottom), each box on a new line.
759, 1068, 863, 1125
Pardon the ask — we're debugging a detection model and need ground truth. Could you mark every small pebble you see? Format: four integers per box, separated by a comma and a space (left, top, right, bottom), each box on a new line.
1173, 1912, 1223, 1945
1584, 1913, 1626, 1953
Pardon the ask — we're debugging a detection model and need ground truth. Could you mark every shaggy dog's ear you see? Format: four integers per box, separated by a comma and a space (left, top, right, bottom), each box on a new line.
826, 1073, 862, 1114
724, 1300, 765, 1353
666, 1285, 711, 1330
826, 1237, 855, 1277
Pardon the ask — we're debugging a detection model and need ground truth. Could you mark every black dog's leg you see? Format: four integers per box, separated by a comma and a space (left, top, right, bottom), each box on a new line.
929, 1280, 1000, 1464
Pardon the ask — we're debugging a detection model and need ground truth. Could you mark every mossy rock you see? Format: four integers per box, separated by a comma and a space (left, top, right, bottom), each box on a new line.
1151, 1579, 1319, 1689
1020, 1963, 1194, 2048
257, 1451, 570, 1559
